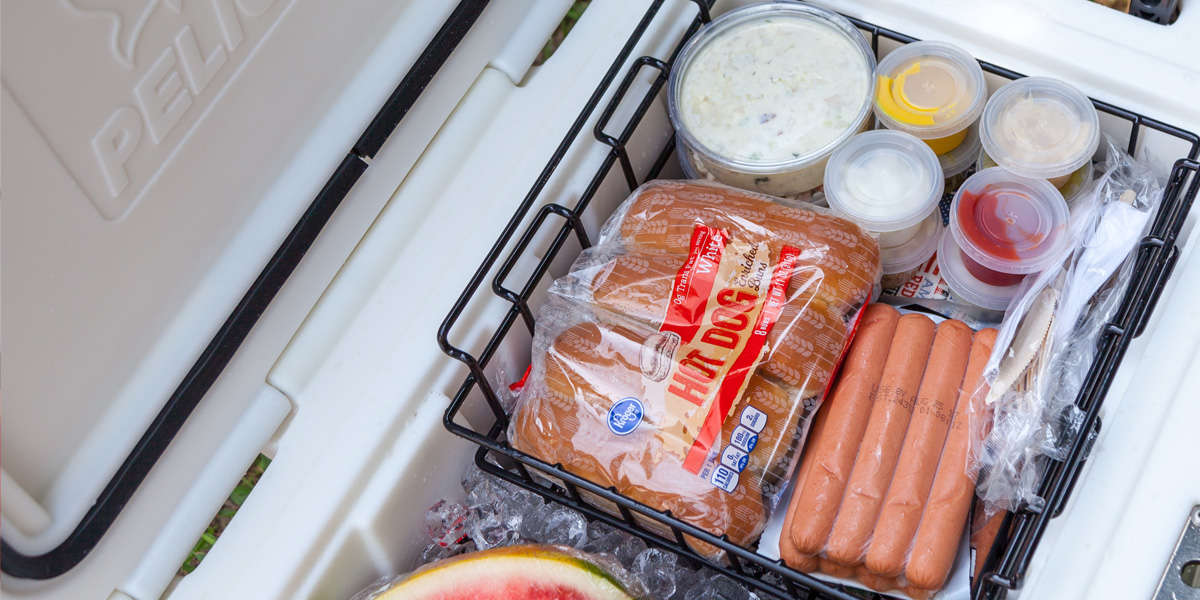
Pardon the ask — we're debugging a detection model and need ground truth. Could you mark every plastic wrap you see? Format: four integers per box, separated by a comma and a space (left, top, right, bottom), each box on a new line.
972, 137, 1162, 513
774, 303, 996, 597
349, 545, 646, 600
509, 180, 880, 557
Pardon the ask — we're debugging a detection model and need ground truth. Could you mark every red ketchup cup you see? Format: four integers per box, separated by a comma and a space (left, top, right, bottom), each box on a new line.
943, 168, 1069, 307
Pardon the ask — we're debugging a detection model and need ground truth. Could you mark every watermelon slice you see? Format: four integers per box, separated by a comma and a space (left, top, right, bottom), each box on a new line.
380, 545, 636, 600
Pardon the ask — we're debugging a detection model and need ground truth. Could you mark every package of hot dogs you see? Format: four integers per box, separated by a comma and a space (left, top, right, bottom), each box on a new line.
509, 180, 880, 556
777, 303, 996, 597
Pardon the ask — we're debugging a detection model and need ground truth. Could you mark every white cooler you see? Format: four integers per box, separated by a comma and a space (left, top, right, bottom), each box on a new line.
2, 1, 1198, 599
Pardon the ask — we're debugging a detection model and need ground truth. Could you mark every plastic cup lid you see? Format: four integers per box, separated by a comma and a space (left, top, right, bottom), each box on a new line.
937, 228, 1022, 310
949, 167, 1069, 275
980, 76, 1101, 180
667, 2, 876, 172
939, 123, 982, 178
873, 41, 987, 140
824, 130, 945, 232
881, 210, 943, 274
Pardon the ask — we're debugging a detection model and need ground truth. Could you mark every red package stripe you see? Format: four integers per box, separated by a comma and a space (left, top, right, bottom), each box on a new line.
661, 225, 727, 344
819, 300, 868, 401
683, 245, 801, 474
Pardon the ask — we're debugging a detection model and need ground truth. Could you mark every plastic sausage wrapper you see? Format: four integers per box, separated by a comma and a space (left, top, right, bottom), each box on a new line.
510, 181, 880, 558
777, 306, 997, 597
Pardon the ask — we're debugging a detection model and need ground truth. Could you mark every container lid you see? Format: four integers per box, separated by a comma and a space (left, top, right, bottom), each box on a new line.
667, 1, 876, 173
873, 40, 987, 140
0, 0, 500, 587
940, 123, 982, 179
937, 228, 1022, 310
824, 130, 944, 232
979, 76, 1101, 179
881, 210, 944, 274
949, 167, 1070, 274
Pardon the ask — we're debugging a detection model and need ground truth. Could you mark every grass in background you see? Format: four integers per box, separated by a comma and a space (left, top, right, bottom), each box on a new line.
177, 454, 271, 576
533, 1, 591, 66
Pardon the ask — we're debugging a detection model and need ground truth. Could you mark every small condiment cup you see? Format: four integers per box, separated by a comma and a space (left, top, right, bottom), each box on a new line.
979, 77, 1100, 187
874, 41, 987, 155
948, 167, 1070, 287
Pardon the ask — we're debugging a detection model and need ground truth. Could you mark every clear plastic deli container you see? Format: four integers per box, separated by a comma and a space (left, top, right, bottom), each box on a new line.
940, 123, 982, 193
947, 167, 1070, 287
979, 76, 1101, 190
873, 40, 987, 155
881, 211, 945, 291
824, 129, 944, 282
669, 2, 876, 199
979, 147, 1093, 202
936, 228, 1021, 310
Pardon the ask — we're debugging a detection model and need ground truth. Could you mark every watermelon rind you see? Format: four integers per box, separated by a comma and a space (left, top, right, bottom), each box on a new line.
381, 545, 636, 600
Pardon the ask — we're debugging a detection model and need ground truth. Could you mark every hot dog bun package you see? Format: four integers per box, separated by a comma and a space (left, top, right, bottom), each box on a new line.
509, 180, 880, 556
772, 304, 997, 598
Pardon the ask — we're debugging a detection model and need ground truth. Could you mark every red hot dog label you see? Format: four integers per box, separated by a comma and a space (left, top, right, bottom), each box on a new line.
642, 225, 799, 478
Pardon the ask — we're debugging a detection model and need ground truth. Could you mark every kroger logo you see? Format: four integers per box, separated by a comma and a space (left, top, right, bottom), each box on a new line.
607, 398, 644, 436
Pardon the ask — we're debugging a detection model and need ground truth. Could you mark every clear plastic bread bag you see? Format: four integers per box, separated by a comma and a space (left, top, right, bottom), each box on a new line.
971, 137, 1163, 514
509, 180, 880, 556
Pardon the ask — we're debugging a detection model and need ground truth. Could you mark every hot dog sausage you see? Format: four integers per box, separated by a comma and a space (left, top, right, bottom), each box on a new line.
819, 557, 856, 579
856, 569, 900, 594
779, 541, 819, 573
788, 304, 900, 554
905, 328, 997, 590
971, 506, 1008, 581
779, 396, 825, 573
865, 320, 973, 577
824, 314, 936, 565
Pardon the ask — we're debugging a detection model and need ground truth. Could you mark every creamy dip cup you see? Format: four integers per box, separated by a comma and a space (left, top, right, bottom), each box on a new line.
669, 2, 876, 200
874, 41, 987, 155
980, 77, 1100, 190
825, 130, 944, 284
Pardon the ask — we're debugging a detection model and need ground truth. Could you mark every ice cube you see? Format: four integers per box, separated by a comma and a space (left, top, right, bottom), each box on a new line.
460, 463, 486, 494
634, 548, 678, 599
683, 573, 759, 600
582, 530, 625, 556
587, 519, 618, 542
538, 509, 587, 547
423, 499, 470, 548
420, 542, 457, 565
468, 507, 521, 551
615, 534, 648, 565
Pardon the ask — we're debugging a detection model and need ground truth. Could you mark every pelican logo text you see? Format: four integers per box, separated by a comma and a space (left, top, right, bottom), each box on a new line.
607, 398, 644, 436
46, 0, 288, 219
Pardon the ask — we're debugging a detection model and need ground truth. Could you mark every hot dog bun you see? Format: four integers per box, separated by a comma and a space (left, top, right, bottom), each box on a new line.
588, 252, 850, 396
612, 180, 879, 317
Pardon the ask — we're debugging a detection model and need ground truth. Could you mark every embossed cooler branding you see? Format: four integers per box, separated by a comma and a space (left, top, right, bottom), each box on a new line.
638, 225, 800, 482
7, 0, 290, 219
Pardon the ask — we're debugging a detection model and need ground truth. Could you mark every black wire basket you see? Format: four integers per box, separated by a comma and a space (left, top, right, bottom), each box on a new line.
437, 2, 1200, 598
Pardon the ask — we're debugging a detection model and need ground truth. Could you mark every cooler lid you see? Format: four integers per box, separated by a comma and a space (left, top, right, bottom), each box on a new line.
0, 0, 490, 581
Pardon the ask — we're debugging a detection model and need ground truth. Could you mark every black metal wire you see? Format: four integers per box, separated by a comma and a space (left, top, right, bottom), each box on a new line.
437, 4, 1200, 600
